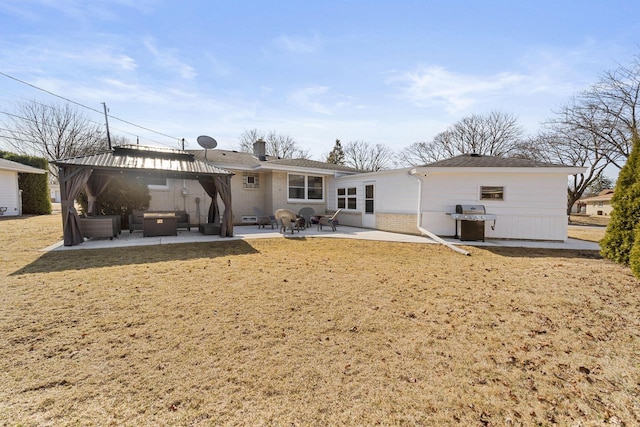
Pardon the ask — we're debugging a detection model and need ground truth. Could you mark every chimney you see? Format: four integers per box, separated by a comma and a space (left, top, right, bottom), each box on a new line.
253, 139, 267, 161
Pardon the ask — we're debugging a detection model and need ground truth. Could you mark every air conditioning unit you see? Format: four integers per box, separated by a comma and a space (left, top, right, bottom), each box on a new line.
241, 215, 258, 224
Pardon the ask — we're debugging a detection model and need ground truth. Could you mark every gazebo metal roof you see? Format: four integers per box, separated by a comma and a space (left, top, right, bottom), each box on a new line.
52, 145, 233, 179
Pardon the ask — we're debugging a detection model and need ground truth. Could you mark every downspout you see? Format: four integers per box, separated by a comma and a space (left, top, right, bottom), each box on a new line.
409, 169, 470, 256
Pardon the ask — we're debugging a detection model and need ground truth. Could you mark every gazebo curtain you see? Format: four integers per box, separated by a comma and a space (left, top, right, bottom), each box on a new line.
215, 175, 233, 237
59, 167, 93, 246
197, 175, 234, 237
85, 174, 114, 216
197, 176, 220, 225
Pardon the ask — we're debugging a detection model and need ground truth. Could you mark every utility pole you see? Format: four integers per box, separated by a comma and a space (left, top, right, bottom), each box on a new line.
101, 102, 112, 149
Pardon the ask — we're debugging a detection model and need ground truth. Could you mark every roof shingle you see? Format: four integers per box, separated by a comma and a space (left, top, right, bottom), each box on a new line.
190, 149, 361, 172
424, 154, 569, 168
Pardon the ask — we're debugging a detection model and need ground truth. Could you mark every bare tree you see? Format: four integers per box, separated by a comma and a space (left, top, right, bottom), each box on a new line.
397, 141, 448, 166
238, 128, 309, 159
551, 55, 640, 170
343, 140, 395, 171
397, 111, 524, 166
522, 126, 610, 214
238, 128, 263, 152
2, 101, 105, 159
1, 101, 105, 177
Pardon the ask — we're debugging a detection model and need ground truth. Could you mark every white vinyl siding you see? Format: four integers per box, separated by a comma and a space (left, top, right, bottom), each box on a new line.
419, 172, 569, 240
0, 170, 19, 216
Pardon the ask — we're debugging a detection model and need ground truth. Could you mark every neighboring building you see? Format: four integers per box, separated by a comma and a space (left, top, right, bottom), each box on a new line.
49, 180, 61, 203
0, 158, 47, 216
577, 189, 614, 216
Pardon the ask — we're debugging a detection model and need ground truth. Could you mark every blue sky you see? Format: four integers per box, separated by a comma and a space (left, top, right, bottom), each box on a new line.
1, 0, 639, 164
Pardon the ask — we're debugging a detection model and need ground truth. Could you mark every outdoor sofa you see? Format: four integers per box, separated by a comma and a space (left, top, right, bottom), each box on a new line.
79, 215, 121, 240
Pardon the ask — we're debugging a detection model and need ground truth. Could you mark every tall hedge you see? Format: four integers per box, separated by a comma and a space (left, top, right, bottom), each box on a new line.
600, 132, 640, 265
0, 151, 51, 215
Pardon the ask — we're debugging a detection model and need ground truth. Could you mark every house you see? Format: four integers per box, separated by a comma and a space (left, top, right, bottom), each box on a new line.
577, 189, 614, 216
49, 180, 61, 203
147, 140, 360, 225
0, 158, 47, 217
325, 154, 585, 241
118, 145, 585, 242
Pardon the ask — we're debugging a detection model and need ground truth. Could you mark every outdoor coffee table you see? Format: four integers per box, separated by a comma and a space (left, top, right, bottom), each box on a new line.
142, 212, 177, 237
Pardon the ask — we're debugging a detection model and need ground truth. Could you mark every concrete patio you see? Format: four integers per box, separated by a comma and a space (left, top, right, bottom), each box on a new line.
43, 224, 601, 252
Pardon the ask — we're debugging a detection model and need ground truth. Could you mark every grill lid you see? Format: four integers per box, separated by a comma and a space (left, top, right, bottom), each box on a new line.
455, 204, 486, 214
450, 213, 497, 221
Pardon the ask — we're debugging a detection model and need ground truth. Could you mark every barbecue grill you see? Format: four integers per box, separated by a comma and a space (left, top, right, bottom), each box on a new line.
449, 204, 497, 241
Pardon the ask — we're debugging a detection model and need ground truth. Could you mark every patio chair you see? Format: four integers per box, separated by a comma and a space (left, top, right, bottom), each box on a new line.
298, 207, 315, 229
317, 209, 342, 232
253, 207, 278, 229
274, 208, 302, 234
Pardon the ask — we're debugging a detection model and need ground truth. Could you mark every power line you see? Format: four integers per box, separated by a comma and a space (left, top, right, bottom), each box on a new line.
1, 96, 174, 147
0, 109, 175, 149
0, 71, 183, 143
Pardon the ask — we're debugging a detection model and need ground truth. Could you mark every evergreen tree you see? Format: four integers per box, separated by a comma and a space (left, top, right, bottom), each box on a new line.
585, 175, 615, 196
326, 139, 345, 165
600, 132, 640, 264
629, 222, 640, 278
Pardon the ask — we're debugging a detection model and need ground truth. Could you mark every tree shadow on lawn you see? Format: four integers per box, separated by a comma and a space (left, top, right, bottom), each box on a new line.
477, 246, 603, 259
10, 240, 259, 275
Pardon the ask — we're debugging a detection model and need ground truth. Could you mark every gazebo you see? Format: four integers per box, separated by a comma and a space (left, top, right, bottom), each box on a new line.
51, 145, 234, 246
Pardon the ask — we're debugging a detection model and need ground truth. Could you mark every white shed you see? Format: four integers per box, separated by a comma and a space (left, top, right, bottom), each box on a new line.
329, 154, 585, 242
0, 158, 47, 217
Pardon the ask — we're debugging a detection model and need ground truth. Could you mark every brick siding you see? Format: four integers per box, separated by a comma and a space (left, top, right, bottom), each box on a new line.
376, 213, 420, 235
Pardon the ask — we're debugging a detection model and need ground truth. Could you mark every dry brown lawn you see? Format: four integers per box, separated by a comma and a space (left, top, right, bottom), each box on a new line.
1, 215, 638, 426
570, 215, 610, 228
568, 226, 606, 244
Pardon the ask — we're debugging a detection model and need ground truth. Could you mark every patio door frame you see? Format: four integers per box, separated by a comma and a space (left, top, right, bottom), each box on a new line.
362, 181, 376, 229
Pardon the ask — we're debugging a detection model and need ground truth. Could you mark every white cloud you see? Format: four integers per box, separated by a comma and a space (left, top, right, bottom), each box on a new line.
272, 33, 321, 54
288, 85, 333, 115
143, 39, 196, 80
0, 38, 138, 74
391, 66, 525, 113
68, 48, 138, 72
515, 44, 620, 96
0, 0, 157, 21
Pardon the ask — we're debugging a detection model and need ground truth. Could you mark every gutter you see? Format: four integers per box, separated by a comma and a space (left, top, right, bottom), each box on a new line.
409, 169, 470, 256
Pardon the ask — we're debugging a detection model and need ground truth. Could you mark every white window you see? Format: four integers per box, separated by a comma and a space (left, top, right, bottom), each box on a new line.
337, 187, 357, 210
243, 173, 259, 189
480, 186, 504, 201
365, 184, 374, 214
144, 177, 169, 190
288, 174, 324, 201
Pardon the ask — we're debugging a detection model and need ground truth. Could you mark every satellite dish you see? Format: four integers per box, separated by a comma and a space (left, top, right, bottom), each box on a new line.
197, 135, 217, 160
197, 135, 217, 149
